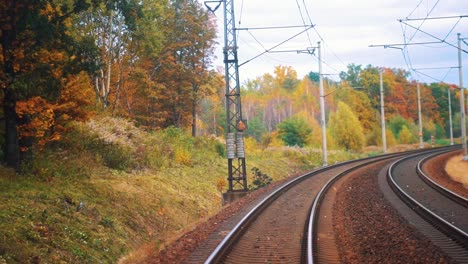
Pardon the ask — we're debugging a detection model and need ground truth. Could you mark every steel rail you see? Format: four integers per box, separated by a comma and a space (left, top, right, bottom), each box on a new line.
204, 145, 457, 263
305, 148, 440, 264
417, 149, 468, 206
204, 154, 402, 263
204, 146, 441, 263
387, 148, 468, 247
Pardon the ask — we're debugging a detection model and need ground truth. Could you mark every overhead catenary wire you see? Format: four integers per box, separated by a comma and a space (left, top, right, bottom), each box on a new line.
238, 38, 298, 65
406, 0, 426, 19
397, 1, 468, 85
297, 0, 349, 75
238, 25, 314, 67
412, 66, 458, 83
400, 20, 468, 53
406, 0, 440, 43
295, 0, 314, 47
403, 15, 468, 21
400, 0, 442, 80
413, 68, 446, 83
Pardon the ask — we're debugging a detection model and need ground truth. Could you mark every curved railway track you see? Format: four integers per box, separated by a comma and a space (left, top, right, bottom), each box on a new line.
196, 146, 468, 264
387, 148, 468, 262
307, 148, 468, 263
417, 151, 468, 205
201, 147, 445, 264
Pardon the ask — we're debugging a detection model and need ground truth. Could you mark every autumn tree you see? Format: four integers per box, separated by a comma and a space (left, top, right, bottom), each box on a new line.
328, 101, 365, 151
0, 1, 105, 170
398, 125, 414, 144
137, 0, 217, 132
335, 86, 376, 133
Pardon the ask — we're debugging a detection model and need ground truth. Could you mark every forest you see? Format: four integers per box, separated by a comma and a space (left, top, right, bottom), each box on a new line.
1, 0, 467, 262
1, 1, 465, 172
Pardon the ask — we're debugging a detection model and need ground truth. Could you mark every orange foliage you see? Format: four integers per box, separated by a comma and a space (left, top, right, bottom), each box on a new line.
16, 97, 56, 149
16, 72, 94, 150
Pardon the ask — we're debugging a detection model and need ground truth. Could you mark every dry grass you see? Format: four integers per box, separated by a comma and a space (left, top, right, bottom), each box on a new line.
445, 155, 468, 188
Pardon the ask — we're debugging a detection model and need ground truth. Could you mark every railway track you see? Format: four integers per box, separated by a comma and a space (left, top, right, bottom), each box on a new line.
194, 147, 468, 263
387, 148, 468, 262
201, 147, 442, 264
307, 148, 466, 263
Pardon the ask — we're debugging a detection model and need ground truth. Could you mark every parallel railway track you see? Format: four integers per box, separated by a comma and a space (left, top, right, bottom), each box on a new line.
202, 147, 451, 263
387, 148, 468, 262
194, 146, 466, 264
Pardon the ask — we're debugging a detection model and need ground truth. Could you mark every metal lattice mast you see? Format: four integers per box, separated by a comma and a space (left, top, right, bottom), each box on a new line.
223, 0, 247, 192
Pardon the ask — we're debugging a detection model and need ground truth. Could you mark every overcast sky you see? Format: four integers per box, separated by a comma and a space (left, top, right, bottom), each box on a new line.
202, 0, 467, 85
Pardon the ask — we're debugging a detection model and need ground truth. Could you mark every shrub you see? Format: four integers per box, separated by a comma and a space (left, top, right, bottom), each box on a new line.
249, 167, 272, 190
214, 142, 226, 158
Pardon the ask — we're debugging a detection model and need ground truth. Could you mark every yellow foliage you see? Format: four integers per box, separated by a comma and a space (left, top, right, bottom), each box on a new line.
175, 147, 192, 166
244, 137, 259, 152
216, 177, 227, 193
398, 125, 414, 144
269, 132, 285, 147
386, 128, 398, 147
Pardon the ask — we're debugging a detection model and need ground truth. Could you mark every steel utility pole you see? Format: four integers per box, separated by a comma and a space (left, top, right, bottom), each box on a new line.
448, 87, 454, 145
458, 33, 468, 160
379, 69, 387, 153
417, 82, 424, 149
318, 41, 328, 166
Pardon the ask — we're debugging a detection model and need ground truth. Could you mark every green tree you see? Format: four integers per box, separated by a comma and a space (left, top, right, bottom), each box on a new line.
328, 101, 365, 151
245, 115, 267, 142
276, 116, 312, 147
339, 63, 362, 88
308, 71, 320, 83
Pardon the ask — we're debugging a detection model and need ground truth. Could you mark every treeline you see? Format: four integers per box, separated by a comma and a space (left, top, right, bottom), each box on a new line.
202, 64, 464, 151
1, 1, 465, 171
1, 0, 220, 170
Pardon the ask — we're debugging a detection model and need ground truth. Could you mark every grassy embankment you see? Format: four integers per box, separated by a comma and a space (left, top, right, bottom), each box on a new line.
0, 116, 402, 263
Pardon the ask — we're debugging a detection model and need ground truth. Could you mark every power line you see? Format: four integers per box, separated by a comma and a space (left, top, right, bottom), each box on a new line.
412, 66, 458, 84
407, 0, 425, 19
406, 0, 440, 44
238, 25, 314, 67
236, 25, 313, 30
402, 15, 468, 21
246, 30, 267, 51
238, 38, 297, 65
295, 0, 313, 47
413, 68, 446, 83
399, 20, 468, 53
369, 41, 443, 48
400, 0, 441, 77
443, 17, 462, 41
237, 0, 244, 40
413, 66, 458, 70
